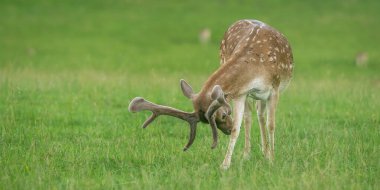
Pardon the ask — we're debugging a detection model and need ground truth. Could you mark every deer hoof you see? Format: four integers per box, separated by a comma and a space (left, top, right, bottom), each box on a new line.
243, 152, 251, 160
220, 163, 230, 170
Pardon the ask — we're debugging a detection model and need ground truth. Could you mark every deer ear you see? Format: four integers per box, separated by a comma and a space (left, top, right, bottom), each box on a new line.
180, 79, 194, 99
210, 85, 224, 102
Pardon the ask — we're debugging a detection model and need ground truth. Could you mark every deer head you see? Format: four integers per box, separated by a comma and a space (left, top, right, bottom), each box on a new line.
128, 79, 232, 151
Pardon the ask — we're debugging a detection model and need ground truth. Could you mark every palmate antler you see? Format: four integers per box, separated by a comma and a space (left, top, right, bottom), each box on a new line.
128, 80, 231, 151
128, 97, 200, 151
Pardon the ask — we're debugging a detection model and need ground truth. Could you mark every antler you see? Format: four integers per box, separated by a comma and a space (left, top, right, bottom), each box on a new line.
205, 85, 231, 148
205, 85, 231, 121
128, 97, 199, 151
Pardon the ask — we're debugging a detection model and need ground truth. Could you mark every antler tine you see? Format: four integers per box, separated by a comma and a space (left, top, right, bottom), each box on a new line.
183, 122, 197, 151
129, 97, 199, 150
205, 100, 222, 149
129, 97, 157, 128
209, 114, 218, 149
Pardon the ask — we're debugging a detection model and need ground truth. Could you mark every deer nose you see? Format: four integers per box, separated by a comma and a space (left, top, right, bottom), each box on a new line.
226, 108, 231, 115
221, 128, 231, 135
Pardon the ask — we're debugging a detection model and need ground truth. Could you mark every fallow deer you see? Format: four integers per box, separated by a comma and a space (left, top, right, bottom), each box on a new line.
129, 19, 294, 169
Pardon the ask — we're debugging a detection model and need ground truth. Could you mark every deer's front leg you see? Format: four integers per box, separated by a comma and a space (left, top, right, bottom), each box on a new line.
221, 95, 246, 170
266, 88, 279, 161
243, 99, 253, 160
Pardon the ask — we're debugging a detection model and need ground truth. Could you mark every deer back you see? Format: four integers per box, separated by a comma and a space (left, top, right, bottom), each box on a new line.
205, 20, 294, 99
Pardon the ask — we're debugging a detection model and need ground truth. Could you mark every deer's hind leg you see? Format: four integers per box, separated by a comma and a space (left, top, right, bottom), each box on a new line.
256, 100, 270, 159
266, 88, 279, 161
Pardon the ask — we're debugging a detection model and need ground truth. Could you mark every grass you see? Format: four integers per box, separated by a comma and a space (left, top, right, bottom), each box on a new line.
0, 0, 379, 189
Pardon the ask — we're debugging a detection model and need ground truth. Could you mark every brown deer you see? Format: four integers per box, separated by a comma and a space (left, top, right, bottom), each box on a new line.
129, 19, 293, 169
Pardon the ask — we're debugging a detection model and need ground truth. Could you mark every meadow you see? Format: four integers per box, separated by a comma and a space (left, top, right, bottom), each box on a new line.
0, 0, 379, 189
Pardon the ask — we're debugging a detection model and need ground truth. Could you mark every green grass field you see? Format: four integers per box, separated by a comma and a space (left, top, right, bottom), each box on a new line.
1, 0, 379, 189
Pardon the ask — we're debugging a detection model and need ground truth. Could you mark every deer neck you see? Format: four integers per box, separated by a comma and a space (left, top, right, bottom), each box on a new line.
200, 62, 243, 99
192, 62, 239, 122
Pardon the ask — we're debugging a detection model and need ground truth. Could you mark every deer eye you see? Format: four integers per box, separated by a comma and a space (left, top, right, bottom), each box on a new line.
222, 112, 227, 120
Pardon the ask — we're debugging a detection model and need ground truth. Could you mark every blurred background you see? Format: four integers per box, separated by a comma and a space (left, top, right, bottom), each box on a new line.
0, 0, 379, 189
1, 0, 379, 76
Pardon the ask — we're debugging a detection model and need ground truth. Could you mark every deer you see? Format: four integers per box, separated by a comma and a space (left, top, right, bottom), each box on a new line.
129, 19, 294, 169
